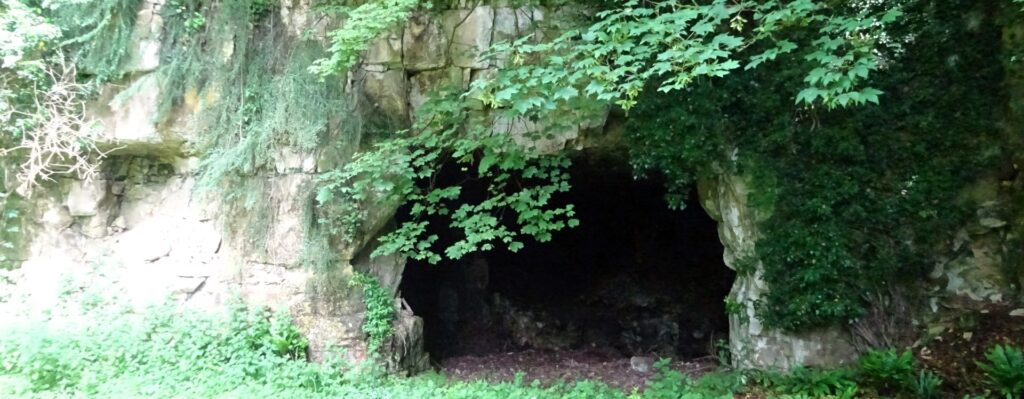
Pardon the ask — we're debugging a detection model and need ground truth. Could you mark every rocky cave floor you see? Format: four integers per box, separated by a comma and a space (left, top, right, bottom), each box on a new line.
437, 348, 719, 391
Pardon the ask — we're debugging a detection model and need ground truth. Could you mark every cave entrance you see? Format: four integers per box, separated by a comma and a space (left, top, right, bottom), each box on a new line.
398, 154, 734, 365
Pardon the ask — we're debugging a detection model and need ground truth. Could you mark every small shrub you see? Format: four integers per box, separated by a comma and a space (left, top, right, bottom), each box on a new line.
858, 348, 915, 392
712, 339, 731, 366
976, 345, 1024, 398
643, 359, 737, 399
644, 359, 690, 399
909, 369, 943, 399
772, 366, 859, 398
349, 272, 396, 353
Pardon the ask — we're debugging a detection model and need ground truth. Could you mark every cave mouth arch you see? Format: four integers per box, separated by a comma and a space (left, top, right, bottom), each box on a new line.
398, 153, 734, 363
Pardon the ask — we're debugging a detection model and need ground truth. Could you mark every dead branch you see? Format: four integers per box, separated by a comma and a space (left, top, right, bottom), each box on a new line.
0, 57, 115, 197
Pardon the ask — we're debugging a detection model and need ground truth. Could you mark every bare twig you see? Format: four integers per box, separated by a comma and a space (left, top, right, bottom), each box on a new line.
0, 57, 115, 196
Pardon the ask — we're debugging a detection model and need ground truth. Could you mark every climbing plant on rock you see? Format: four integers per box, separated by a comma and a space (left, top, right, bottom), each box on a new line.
313, 0, 898, 267
314, 86, 578, 264
308, 0, 420, 76
349, 272, 396, 353
626, 0, 1011, 330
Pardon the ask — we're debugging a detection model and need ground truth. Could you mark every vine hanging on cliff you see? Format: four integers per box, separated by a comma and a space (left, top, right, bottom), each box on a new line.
314, 85, 579, 264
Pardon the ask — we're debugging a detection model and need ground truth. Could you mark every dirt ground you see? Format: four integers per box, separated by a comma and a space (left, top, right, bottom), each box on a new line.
438, 348, 720, 391
436, 303, 1024, 396
915, 303, 1024, 395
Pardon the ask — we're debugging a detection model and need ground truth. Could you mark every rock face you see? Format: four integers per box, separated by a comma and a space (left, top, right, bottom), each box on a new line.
5, 0, 1023, 375
699, 173, 858, 369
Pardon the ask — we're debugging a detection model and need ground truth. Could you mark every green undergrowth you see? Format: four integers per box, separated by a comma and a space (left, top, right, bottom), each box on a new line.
0, 295, 737, 399
1, 293, 1018, 399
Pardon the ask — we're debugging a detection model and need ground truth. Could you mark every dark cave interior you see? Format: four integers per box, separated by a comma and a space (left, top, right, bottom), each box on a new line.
398, 155, 735, 361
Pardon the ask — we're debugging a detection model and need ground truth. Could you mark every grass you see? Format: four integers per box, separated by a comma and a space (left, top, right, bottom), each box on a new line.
0, 265, 1015, 399
0, 283, 734, 399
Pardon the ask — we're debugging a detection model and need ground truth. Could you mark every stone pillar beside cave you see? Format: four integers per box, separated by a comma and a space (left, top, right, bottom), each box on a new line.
699, 173, 858, 369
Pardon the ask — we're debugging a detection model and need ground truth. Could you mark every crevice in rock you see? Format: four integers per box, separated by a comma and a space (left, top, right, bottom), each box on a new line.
398, 153, 734, 363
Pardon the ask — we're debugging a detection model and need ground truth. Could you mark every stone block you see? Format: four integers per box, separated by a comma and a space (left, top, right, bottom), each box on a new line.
274, 148, 317, 174
122, 1, 163, 74
443, 7, 494, 69
360, 68, 410, 125
408, 67, 464, 116
365, 27, 404, 67
403, 13, 448, 71
493, 114, 578, 154
88, 73, 186, 156
66, 180, 109, 217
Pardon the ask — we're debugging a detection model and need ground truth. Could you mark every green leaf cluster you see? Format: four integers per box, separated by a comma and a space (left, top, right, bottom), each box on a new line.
0, 300, 326, 396
348, 272, 396, 353
977, 345, 1024, 398
858, 349, 916, 393
308, 0, 420, 77
626, 0, 1009, 330
469, 0, 897, 115
0, 1, 62, 143
314, 85, 578, 264
48, 0, 142, 82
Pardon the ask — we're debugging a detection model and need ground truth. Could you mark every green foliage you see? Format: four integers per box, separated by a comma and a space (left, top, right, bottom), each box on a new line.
626, 0, 1007, 331
858, 349, 915, 393
158, 0, 344, 189
0, 1, 61, 72
643, 359, 735, 399
0, 300, 333, 396
348, 272, 396, 353
0, 0, 62, 142
0, 301, 751, 398
976, 345, 1024, 398
48, 0, 142, 81
152, 0, 347, 254
309, 0, 419, 77
908, 369, 943, 399
766, 367, 859, 398
0, 192, 25, 269
645, 359, 690, 398
314, 87, 578, 264
307, 0, 904, 268
1, 1, 110, 194
713, 339, 731, 367
470, 0, 897, 115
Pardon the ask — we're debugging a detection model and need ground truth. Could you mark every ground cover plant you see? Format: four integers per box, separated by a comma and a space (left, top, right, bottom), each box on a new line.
2, 290, 1021, 399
